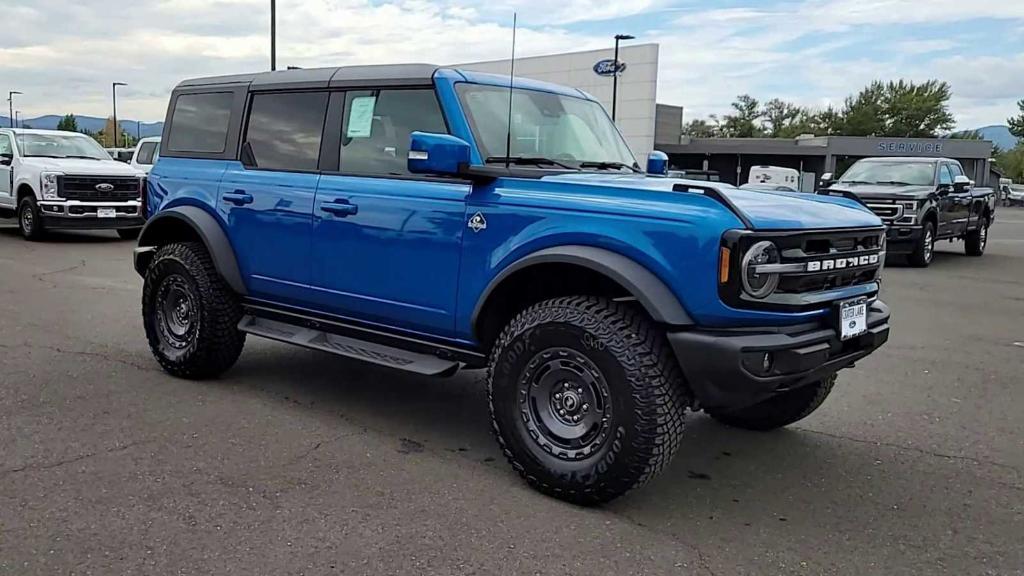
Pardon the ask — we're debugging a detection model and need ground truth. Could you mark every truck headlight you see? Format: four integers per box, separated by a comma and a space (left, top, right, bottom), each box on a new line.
40, 172, 62, 200
741, 241, 781, 299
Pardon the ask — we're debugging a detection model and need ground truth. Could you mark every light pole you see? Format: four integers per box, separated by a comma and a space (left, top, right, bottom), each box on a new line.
14, 111, 20, 128
611, 34, 634, 122
8, 91, 22, 128
112, 82, 127, 148
270, 0, 277, 71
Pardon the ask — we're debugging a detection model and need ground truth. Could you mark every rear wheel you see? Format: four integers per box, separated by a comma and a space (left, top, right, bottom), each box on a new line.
908, 221, 935, 267
488, 296, 688, 505
964, 217, 989, 256
707, 374, 837, 431
142, 242, 246, 379
18, 196, 45, 241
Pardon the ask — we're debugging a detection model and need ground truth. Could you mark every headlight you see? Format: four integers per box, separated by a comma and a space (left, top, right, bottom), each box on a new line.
40, 172, 62, 200
741, 241, 781, 299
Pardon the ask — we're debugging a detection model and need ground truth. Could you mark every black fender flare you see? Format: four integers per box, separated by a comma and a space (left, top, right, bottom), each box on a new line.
134, 205, 247, 295
471, 245, 693, 331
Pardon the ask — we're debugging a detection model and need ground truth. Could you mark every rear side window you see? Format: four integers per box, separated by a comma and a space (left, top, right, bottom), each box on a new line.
136, 142, 158, 164
167, 92, 234, 153
244, 91, 328, 171
339, 89, 447, 176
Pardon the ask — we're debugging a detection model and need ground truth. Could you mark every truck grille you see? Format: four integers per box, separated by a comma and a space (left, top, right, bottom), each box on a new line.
58, 176, 141, 202
866, 203, 901, 222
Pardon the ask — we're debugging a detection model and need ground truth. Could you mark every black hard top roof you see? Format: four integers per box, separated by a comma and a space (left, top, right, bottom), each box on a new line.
175, 63, 440, 91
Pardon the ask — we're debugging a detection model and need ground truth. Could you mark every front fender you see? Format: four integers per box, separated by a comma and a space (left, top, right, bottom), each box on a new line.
135, 205, 246, 295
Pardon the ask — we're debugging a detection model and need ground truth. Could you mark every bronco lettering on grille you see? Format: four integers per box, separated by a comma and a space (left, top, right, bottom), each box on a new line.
806, 254, 880, 272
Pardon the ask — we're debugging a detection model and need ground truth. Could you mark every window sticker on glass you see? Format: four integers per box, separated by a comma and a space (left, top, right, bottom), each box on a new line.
347, 96, 377, 138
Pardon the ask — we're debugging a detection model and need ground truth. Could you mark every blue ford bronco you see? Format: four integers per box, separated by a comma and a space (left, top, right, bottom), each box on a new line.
135, 64, 890, 504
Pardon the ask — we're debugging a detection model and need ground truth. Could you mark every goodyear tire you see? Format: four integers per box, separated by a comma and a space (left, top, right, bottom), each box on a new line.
18, 196, 45, 241
707, 374, 836, 431
142, 241, 245, 379
488, 296, 688, 505
964, 217, 989, 256
908, 221, 935, 267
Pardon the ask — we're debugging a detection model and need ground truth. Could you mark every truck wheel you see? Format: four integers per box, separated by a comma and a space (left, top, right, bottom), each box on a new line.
117, 228, 141, 240
908, 221, 935, 267
488, 296, 688, 505
964, 217, 989, 256
142, 241, 246, 379
18, 196, 45, 241
707, 374, 836, 431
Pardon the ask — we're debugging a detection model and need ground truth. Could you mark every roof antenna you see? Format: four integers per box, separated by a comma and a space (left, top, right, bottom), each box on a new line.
504, 12, 517, 170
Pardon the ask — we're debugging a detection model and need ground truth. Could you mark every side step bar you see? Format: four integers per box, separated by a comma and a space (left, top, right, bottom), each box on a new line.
238, 315, 461, 376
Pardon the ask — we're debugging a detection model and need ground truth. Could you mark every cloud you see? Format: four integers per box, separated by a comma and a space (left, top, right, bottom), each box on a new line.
1, 0, 1022, 130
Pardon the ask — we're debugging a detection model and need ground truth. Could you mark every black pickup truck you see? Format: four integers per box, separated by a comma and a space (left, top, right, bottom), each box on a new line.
820, 157, 996, 267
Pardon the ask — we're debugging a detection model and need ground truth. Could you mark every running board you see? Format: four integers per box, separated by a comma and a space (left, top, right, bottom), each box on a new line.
238, 315, 461, 376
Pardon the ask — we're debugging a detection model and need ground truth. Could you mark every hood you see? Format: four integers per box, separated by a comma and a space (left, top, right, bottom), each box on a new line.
540, 172, 882, 230
22, 157, 143, 177
827, 182, 934, 201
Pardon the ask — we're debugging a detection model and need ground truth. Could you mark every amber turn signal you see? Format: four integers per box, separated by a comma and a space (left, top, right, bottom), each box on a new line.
719, 246, 731, 284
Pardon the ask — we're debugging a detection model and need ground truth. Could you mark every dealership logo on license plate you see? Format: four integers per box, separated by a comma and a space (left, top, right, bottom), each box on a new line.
839, 298, 868, 340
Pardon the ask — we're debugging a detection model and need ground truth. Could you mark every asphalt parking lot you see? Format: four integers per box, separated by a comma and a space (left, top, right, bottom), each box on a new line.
1, 211, 1022, 576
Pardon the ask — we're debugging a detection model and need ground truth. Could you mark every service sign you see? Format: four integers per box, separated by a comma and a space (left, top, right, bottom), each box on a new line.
593, 59, 627, 77
877, 141, 943, 154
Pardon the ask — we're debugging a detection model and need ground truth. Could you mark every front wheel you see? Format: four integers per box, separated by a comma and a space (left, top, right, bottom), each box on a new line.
488, 297, 689, 505
908, 221, 935, 267
18, 196, 45, 241
964, 217, 989, 256
707, 374, 836, 431
142, 242, 246, 379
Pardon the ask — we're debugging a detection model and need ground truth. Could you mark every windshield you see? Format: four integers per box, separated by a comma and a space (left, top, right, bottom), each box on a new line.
456, 83, 638, 171
14, 133, 110, 160
839, 161, 935, 186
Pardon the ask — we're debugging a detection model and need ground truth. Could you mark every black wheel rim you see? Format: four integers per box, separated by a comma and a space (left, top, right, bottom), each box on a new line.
924, 228, 933, 262
519, 347, 612, 461
155, 274, 199, 349
980, 224, 987, 250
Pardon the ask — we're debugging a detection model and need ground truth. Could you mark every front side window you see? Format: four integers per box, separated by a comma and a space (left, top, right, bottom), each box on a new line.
838, 161, 937, 186
938, 164, 954, 186
339, 89, 447, 176
245, 91, 328, 171
457, 83, 638, 170
13, 132, 109, 160
136, 142, 158, 165
167, 92, 234, 154
0, 134, 12, 156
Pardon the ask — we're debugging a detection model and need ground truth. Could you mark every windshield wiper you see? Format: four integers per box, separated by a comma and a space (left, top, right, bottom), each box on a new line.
838, 180, 873, 185
485, 156, 576, 170
578, 161, 642, 173
24, 154, 68, 158
875, 180, 915, 186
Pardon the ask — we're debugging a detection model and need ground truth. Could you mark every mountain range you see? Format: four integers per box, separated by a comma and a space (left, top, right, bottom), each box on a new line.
0, 115, 163, 138
972, 125, 1018, 151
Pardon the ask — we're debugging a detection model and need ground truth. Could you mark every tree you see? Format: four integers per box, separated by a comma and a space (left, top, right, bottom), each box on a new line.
683, 118, 720, 138
721, 94, 763, 137
882, 80, 955, 137
56, 114, 79, 132
994, 146, 1024, 183
1008, 99, 1024, 140
841, 81, 888, 136
762, 98, 803, 138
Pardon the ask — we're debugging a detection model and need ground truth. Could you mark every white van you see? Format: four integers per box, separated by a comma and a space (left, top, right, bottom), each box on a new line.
747, 166, 800, 191
129, 137, 160, 174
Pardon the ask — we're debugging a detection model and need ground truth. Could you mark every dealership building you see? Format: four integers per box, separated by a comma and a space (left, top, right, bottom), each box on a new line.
459, 44, 997, 188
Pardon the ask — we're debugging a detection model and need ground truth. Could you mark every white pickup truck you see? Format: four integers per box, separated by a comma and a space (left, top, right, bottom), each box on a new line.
0, 128, 146, 240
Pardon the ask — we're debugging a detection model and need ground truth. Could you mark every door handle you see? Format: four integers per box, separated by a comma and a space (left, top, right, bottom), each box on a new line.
321, 200, 359, 217
223, 191, 254, 205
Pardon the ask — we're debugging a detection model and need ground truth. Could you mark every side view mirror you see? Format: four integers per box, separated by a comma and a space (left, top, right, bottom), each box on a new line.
408, 132, 470, 176
952, 175, 971, 193
646, 151, 669, 176
819, 172, 834, 188
0, 153, 12, 166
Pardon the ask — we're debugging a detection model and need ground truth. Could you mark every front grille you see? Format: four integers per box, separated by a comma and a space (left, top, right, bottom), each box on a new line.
58, 176, 141, 202
721, 227, 886, 312
866, 203, 901, 221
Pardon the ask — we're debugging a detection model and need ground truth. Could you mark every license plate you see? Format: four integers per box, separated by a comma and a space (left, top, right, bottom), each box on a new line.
838, 298, 868, 341
97, 208, 116, 218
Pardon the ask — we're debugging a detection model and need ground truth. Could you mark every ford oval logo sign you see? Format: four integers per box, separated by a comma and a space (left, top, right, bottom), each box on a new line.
95, 183, 115, 192
593, 59, 626, 77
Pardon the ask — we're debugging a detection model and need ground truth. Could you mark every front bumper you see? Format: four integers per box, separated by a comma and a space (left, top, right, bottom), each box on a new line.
668, 300, 890, 410
38, 201, 145, 230
884, 225, 923, 255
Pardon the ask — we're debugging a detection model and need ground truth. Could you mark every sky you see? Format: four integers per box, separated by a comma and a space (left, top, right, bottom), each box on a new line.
2, 0, 1023, 129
